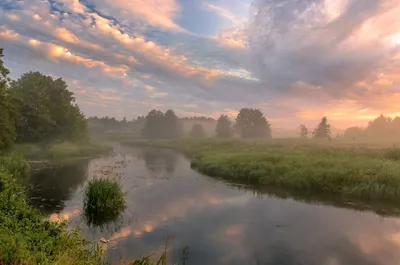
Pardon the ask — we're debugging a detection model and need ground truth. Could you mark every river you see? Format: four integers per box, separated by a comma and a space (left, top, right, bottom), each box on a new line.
26, 145, 400, 265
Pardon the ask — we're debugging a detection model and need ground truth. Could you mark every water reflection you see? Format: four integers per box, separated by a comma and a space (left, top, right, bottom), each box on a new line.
27, 161, 88, 214
26, 146, 400, 265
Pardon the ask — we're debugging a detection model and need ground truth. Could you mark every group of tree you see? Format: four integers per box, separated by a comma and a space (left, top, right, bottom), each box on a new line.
142, 110, 182, 139
0, 49, 88, 150
141, 108, 272, 139
87, 116, 145, 134
343, 114, 400, 140
299, 117, 332, 139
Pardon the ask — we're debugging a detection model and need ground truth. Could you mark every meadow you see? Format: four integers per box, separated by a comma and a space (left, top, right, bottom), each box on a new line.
122, 138, 400, 201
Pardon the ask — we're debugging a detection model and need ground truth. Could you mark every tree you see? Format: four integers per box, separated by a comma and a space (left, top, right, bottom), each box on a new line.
299, 124, 308, 139
235, 108, 271, 138
343, 126, 363, 140
313, 117, 331, 139
0, 48, 16, 150
142, 110, 165, 139
164, 109, 181, 138
12, 71, 88, 142
190, 124, 205, 138
216, 115, 233, 138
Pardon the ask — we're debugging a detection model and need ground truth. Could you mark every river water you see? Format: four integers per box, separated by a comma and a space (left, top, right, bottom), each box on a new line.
26, 145, 400, 265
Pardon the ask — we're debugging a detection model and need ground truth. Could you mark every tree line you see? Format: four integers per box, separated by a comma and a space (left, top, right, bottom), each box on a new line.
140, 108, 271, 139
0, 49, 88, 150
343, 114, 400, 141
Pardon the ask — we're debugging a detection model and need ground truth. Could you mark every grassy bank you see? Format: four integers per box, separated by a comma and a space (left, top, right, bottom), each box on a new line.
9, 141, 112, 160
0, 157, 106, 265
0, 156, 183, 264
122, 138, 400, 201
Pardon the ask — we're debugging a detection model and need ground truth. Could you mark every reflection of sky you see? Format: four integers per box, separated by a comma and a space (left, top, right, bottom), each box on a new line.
32, 146, 400, 265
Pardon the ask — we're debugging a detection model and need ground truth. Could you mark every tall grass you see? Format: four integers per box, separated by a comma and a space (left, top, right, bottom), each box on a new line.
83, 178, 126, 227
47, 142, 111, 159
0, 155, 30, 177
123, 138, 400, 201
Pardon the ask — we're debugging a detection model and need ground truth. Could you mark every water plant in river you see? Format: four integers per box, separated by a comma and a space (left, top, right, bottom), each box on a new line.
83, 178, 126, 227
47, 141, 111, 159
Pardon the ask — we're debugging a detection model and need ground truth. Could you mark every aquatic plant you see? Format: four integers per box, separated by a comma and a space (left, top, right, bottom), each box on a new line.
83, 178, 126, 227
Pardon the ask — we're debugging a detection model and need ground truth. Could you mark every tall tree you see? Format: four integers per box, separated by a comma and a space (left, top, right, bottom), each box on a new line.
12, 72, 88, 142
190, 124, 205, 138
142, 110, 165, 139
216, 115, 233, 138
299, 124, 308, 139
164, 109, 181, 138
235, 108, 271, 138
343, 126, 363, 140
313, 117, 331, 139
0, 48, 16, 150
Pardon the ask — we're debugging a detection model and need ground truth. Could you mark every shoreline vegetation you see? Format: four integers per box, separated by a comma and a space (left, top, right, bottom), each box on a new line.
9, 141, 112, 161
122, 138, 400, 201
0, 156, 185, 264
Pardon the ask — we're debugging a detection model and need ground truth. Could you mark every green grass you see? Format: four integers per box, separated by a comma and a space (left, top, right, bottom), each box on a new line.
123, 138, 400, 201
0, 155, 30, 178
47, 142, 112, 159
83, 178, 126, 227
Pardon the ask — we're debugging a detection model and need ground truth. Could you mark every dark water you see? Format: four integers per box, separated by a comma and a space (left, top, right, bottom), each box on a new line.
26, 145, 400, 265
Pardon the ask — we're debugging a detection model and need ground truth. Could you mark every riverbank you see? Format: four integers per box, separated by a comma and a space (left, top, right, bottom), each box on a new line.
0, 156, 179, 264
122, 138, 400, 201
0, 157, 106, 264
10, 141, 112, 160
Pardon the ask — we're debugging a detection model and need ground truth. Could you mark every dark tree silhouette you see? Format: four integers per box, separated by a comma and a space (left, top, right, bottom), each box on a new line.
299, 124, 308, 139
190, 124, 205, 138
313, 117, 331, 139
216, 115, 233, 138
235, 108, 271, 138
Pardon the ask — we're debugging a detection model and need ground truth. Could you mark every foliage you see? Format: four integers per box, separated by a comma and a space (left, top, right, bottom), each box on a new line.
47, 142, 111, 159
235, 108, 271, 138
313, 117, 331, 139
299, 124, 308, 139
143, 110, 182, 139
215, 115, 233, 138
0, 156, 30, 178
83, 178, 126, 228
0, 48, 16, 150
190, 124, 205, 138
11, 71, 88, 143
0, 161, 106, 265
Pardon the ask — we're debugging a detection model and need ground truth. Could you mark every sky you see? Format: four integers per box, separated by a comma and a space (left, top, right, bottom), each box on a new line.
1, 0, 400, 129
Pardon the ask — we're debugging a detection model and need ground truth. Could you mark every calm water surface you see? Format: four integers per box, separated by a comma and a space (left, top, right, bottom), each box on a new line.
26, 145, 400, 265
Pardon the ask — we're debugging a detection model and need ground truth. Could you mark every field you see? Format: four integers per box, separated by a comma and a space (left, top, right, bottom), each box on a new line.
122, 138, 400, 201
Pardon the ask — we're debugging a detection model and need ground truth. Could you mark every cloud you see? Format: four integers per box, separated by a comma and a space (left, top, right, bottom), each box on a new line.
2, 0, 400, 128
57, 0, 86, 14
91, 0, 182, 30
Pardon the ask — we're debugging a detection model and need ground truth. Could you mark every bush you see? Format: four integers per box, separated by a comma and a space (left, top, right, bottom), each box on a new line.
83, 179, 126, 227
